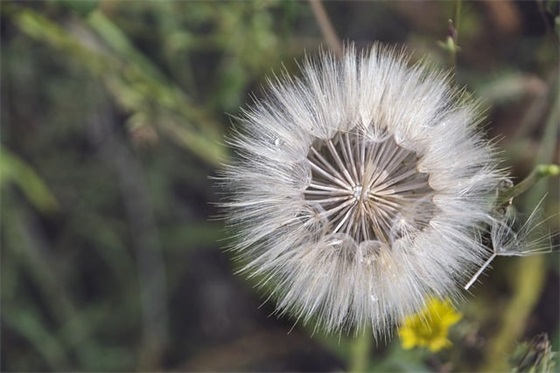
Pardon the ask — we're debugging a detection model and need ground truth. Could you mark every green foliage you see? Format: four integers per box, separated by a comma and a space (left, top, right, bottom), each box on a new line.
510, 333, 557, 373
0, 148, 58, 213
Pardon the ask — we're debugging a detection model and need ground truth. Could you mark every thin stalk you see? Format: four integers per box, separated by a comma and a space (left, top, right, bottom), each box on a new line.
349, 331, 372, 373
454, 0, 462, 39
444, 0, 462, 84
483, 256, 547, 372
497, 164, 560, 207
464, 253, 497, 290
309, 0, 343, 57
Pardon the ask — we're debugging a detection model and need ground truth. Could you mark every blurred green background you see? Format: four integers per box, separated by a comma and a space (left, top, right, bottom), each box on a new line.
1, 1, 558, 371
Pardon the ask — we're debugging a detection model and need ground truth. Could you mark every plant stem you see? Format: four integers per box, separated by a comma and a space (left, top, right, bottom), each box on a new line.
483, 256, 546, 372
441, 0, 462, 84
309, 0, 343, 57
450, 0, 462, 74
497, 164, 560, 207
349, 331, 372, 373
454, 0, 462, 37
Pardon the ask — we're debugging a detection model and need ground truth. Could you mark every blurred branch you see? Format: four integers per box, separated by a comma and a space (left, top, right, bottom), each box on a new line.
513, 76, 551, 141
536, 0, 559, 42
13, 7, 227, 167
2, 307, 70, 370
2, 198, 95, 369
454, 0, 462, 40
497, 164, 560, 207
484, 255, 548, 372
437, 0, 462, 83
87, 96, 169, 370
0, 148, 59, 213
86, 10, 228, 166
309, 0, 342, 57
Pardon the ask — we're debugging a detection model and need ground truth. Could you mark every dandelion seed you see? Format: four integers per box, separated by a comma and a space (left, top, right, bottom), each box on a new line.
464, 197, 555, 291
492, 201, 553, 257
220, 44, 507, 336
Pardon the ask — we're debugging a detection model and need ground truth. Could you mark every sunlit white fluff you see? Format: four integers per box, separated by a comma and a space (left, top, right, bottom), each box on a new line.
220, 44, 507, 336
464, 200, 555, 290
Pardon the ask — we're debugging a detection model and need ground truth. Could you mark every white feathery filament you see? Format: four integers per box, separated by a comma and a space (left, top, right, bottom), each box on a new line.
304, 131, 434, 244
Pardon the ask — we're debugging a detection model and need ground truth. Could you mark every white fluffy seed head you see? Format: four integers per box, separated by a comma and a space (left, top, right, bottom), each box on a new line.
219, 44, 506, 336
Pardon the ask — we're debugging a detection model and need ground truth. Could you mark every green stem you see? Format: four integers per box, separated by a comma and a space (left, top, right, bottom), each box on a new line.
349, 331, 373, 373
497, 164, 560, 207
454, 0, 462, 37
309, 0, 343, 57
447, 0, 462, 84
483, 256, 547, 372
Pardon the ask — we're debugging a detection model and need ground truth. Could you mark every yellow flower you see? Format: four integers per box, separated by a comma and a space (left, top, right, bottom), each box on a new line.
398, 297, 462, 352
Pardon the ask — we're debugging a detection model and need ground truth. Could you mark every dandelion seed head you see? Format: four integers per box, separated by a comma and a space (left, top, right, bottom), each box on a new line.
220, 44, 506, 336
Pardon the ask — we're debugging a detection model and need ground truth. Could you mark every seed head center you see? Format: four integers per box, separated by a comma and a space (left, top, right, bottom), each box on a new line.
352, 185, 366, 202
304, 131, 435, 244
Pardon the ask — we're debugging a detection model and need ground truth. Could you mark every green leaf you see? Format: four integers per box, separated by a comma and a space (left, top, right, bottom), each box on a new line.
0, 148, 58, 213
